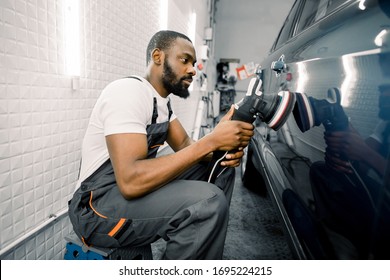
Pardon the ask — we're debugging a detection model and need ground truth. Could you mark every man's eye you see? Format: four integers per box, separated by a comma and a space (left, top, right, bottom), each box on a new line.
180, 58, 188, 63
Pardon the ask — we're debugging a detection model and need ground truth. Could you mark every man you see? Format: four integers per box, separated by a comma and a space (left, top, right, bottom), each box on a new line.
68, 30, 254, 259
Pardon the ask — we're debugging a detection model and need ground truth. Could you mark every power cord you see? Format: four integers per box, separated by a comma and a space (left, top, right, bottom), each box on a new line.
207, 151, 228, 183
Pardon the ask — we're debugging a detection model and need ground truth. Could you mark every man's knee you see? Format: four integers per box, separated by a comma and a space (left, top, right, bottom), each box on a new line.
162, 181, 228, 236
193, 181, 229, 222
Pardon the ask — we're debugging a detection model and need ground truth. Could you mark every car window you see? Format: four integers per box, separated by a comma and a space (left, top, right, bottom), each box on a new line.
296, 0, 350, 33
273, 0, 301, 50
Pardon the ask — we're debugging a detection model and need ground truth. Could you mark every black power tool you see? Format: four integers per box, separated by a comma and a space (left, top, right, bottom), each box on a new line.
207, 69, 296, 183
293, 88, 349, 133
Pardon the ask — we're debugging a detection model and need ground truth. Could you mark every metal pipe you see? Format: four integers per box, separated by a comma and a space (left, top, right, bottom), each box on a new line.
192, 96, 206, 141
0, 208, 68, 258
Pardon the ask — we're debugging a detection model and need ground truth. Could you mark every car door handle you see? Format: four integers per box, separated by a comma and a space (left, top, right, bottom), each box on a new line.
375, 27, 390, 47
271, 54, 285, 74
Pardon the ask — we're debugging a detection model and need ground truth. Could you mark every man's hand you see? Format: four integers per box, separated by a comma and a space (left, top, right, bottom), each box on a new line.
221, 147, 245, 167
324, 124, 386, 176
220, 104, 235, 121
210, 105, 254, 167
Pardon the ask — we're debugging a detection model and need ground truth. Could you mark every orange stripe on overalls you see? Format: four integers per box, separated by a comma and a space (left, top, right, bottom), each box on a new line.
108, 218, 126, 237
89, 191, 108, 219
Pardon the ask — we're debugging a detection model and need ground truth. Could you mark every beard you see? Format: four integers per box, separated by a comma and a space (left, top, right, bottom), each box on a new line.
162, 60, 191, 99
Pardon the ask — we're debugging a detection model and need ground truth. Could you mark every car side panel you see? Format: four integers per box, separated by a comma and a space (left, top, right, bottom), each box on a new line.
254, 0, 390, 259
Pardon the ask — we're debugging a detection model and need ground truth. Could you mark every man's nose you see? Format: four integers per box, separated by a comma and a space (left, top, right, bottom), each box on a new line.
188, 65, 196, 76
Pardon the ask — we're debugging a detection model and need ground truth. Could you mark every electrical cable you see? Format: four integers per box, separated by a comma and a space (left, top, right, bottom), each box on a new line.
207, 151, 228, 183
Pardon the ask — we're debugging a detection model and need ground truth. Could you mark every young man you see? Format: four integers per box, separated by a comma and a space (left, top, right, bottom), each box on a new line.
68, 30, 254, 259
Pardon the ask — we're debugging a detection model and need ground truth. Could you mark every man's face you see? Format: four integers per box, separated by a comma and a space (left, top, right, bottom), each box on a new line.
162, 58, 191, 99
161, 38, 196, 99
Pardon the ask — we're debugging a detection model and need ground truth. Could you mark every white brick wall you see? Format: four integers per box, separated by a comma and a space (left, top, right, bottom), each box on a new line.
0, 0, 209, 259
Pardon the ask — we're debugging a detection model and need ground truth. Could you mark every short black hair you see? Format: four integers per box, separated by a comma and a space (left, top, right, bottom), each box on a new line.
146, 30, 192, 65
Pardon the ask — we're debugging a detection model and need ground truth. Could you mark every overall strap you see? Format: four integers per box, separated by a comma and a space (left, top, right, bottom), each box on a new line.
125, 75, 142, 82
167, 100, 173, 120
151, 98, 173, 124
151, 97, 158, 124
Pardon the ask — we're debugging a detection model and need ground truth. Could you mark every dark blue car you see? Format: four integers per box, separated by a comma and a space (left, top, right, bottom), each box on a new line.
241, 0, 390, 259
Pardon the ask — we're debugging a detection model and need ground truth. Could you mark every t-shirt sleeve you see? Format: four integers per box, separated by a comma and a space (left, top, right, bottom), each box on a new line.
98, 79, 152, 136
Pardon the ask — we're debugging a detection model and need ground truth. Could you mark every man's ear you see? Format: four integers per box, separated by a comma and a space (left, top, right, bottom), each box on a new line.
151, 48, 164, 65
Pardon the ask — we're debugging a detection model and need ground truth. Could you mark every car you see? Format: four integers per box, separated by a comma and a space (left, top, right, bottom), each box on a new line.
241, 0, 390, 259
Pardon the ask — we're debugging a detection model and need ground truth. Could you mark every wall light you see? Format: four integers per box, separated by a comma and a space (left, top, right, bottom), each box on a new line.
188, 12, 197, 45
63, 0, 80, 76
188, 12, 197, 92
160, 0, 168, 30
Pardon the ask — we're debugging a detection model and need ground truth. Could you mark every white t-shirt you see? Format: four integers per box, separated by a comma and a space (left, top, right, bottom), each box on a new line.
74, 76, 176, 191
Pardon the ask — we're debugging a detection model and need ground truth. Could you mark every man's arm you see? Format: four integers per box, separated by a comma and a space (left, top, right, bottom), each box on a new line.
106, 131, 210, 200
166, 118, 195, 152
106, 108, 254, 200
166, 106, 246, 165
166, 118, 216, 162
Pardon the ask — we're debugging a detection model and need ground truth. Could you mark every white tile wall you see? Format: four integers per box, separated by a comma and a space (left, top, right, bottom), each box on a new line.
0, 0, 210, 259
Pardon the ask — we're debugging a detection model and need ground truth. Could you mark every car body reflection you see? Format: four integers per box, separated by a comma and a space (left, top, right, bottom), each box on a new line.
243, 0, 390, 259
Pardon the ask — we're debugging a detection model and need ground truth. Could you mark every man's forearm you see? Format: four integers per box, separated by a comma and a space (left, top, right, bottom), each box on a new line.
117, 136, 215, 199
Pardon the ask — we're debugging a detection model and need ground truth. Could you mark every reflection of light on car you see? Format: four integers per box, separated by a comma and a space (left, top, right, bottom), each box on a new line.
375, 29, 388, 47
341, 48, 383, 107
358, 0, 367, 11
296, 62, 308, 94
340, 55, 357, 107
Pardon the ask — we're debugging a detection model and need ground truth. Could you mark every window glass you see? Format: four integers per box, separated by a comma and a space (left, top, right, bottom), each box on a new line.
296, 0, 328, 33
296, 0, 349, 34
273, 0, 301, 50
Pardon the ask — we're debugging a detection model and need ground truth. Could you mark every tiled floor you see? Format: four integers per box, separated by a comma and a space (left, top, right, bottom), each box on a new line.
222, 166, 293, 259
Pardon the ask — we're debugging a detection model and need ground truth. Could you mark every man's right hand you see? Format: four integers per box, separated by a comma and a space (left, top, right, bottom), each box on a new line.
208, 105, 255, 152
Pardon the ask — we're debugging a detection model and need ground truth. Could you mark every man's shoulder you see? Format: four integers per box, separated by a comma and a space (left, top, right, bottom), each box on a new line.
101, 76, 153, 99
106, 76, 145, 89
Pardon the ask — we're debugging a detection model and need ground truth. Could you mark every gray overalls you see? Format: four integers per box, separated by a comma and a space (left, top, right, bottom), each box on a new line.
68, 78, 235, 259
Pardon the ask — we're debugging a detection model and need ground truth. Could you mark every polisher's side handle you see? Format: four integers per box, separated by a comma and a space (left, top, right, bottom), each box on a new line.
207, 77, 263, 183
